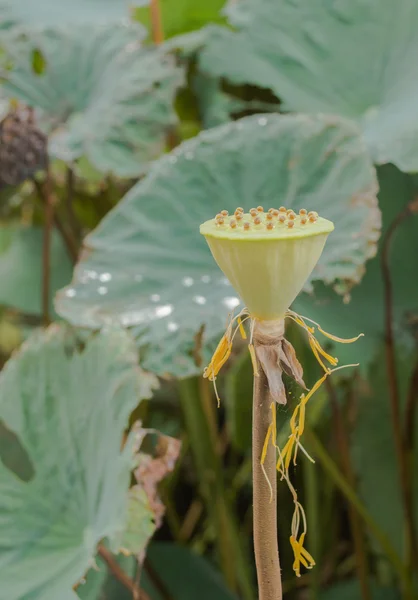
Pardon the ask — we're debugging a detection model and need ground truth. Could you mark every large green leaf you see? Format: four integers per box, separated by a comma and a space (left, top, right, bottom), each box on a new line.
1, 24, 183, 177
0, 224, 72, 316
294, 164, 418, 369
0, 326, 147, 600
0, 0, 147, 28
56, 113, 379, 377
200, 0, 418, 173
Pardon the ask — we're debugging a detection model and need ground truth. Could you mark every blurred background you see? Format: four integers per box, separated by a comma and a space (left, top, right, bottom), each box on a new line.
0, 2, 417, 600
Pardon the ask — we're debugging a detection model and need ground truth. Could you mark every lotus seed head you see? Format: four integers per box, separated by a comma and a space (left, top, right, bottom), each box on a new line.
200, 208, 334, 320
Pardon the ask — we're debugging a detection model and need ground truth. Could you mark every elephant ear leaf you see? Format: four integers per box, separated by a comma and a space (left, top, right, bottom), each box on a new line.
0, 325, 155, 600
56, 113, 379, 377
200, 0, 418, 173
2, 23, 183, 177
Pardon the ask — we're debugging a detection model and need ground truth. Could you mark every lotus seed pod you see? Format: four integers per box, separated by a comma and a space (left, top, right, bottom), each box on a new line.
200, 210, 334, 320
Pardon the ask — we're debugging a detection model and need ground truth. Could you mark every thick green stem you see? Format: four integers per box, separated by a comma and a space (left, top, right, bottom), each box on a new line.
253, 366, 282, 600
178, 377, 253, 600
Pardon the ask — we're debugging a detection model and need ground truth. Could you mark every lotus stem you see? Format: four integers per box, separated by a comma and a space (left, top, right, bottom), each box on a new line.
252, 338, 282, 600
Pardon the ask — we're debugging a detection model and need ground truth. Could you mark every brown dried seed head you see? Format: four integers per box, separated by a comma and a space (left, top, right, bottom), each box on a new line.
299, 209, 307, 216
287, 220, 295, 228
230, 219, 237, 228
254, 216, 262, 225
221, 210, 228, 216
279, 206, 287, 213
266, 222, 274, 230
257, 205, 264, 212
278, 214, 286, 223
266, 213, 273, 221
300, 216, 307, 225
243, 221, 250, 230
250, 208, 257, 217
272, 209, 279, 217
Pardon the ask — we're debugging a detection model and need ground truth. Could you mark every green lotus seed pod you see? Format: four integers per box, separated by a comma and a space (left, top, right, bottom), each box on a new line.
200, 208, 334, 320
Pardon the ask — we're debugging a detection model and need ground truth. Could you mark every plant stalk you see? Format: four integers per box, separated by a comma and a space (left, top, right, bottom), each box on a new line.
98, 544, 146, 599
252, 365, 282, 600
381, 202, 418, 571
150, 0, 164, 44
40, 173, 54, 326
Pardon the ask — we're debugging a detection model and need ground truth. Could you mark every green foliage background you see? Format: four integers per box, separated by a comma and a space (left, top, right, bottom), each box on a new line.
0, 1, 417, 599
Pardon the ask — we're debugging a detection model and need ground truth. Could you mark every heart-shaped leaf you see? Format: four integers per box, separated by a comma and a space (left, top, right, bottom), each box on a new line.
1, 24, 183, 176
0, 325, 148, 600
200, 0, 418, 173
0, 0, 147, 28
56, 113, 379, 377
